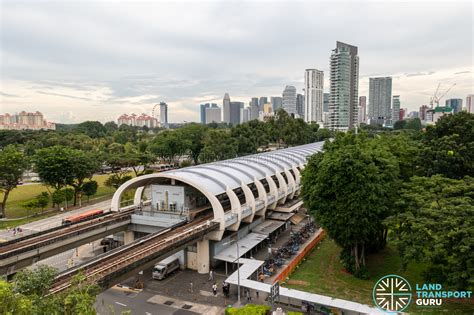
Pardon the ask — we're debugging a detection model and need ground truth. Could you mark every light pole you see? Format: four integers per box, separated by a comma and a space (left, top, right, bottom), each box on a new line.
224, 238, 241, 304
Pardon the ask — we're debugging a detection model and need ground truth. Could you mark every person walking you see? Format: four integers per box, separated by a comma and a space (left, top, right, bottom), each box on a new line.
189, 281, 194, 293
212, 283, 217, 296
245, 289, 251, 302
208, 269, 214, 281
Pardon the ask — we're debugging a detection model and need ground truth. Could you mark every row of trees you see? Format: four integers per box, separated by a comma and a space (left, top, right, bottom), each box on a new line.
302, 112, 473, 289
0, 110, 331, 217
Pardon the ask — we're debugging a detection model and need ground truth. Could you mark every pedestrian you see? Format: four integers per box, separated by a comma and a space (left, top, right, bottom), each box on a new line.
245, 289, 251, 302
256, 290, 259, 298
208, 269, 214, 281
189, 281, 194, 293
212, 283, 217, 296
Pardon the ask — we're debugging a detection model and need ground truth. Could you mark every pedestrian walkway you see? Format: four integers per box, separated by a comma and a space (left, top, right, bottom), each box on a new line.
147, 294, 223, 315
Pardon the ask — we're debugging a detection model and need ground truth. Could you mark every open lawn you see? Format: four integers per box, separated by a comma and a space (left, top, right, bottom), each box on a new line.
285, 238, 474, 314
3, 174, 115, 218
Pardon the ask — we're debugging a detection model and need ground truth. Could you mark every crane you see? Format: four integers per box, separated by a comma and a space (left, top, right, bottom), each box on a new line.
430, 83, 456, 108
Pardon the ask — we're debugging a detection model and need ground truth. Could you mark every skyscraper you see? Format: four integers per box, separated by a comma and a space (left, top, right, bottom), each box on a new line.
419, 105, 430, 121
358, 96, 367, 124
229, 102, 243, 125
445, 98, 463, 113
328, 41, 359, 131
200, 103, 209, 124
271, 97, 283, 111
159, 102, 168, 127
368, 77, 392, 125
240, 107, 250, 123
259, 97, 268, 112
205, 106, 221, 124
296, 94, 305, 118
250, 97, 259, 120
466, 95, 474, 113
223, 93, 231, 123
304, 69, 324, 124
392, 95, 401, 125
323, 93, 330, 112
282, 85, 297, 116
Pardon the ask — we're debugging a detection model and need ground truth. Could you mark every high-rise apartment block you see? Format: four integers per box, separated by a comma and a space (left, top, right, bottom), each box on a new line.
368, 77, 392, 125
445, 98, 463, 113
0, 111, 55, 130
223, 93, 231, 123
323, 93, 330, 112
419, 105, 430, 121
118, 113, 157, 128
296, 94, 305, 118
304, 69, 324, 124
358, 96, 367, 124
282, 85, 297, 116
328, 41, 359, 131
392, 95, 401, 125
466, 95, 474, 113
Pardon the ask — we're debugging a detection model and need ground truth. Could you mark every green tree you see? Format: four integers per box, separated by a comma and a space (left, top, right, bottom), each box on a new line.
420, 112, 474, 179
301, 133, 400, 276
36, 192, 49, 212
177, 123, 208, 164
52, 188, 74, 209
200, 129, 237, 162
149, 130, 190, 164
404, 118, 422, 130
75, 121, 107, 138
387, 175, 474, 290
22, 199, 40, 216
34, 146, 75, 191
68, 150, 100, 205
0, 280, 32, 315
0, 145, 29, 218
82, 181, 98, 202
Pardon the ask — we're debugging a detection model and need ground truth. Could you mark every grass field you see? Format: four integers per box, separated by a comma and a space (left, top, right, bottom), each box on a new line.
3, 174, 115, 218
285, 238, 474, 314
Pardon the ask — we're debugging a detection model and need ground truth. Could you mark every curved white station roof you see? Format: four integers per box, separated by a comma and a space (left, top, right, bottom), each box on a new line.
161, 141, 324, 196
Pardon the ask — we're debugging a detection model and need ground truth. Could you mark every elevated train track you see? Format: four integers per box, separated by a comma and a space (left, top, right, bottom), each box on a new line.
0, 209, 135, 275
49, 215, 218, 294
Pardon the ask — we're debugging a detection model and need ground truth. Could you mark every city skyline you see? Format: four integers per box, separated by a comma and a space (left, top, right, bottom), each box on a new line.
1, 1, 472, 123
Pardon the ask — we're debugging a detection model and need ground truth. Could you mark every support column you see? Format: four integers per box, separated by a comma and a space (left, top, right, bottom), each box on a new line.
197, 239, 210, 274
123, 230, 134, 245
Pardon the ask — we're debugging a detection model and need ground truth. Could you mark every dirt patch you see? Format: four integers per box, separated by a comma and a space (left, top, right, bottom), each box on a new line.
287, 279, 310, 286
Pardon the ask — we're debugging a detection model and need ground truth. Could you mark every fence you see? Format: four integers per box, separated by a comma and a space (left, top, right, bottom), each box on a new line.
274, 229, 326, 283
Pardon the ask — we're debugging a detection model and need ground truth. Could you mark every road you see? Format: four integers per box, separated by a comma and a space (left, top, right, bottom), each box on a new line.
0, 199, 113, 241
96, 288, 200, 315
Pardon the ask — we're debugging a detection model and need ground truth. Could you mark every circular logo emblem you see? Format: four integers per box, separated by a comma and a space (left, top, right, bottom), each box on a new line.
373, 275, 412, 312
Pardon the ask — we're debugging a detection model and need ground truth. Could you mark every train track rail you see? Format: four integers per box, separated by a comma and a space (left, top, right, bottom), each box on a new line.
49, 215, 217, 294
0, 209, 134, 256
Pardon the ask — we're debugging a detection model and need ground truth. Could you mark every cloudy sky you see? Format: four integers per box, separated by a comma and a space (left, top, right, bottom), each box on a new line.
1, 0, 473, 123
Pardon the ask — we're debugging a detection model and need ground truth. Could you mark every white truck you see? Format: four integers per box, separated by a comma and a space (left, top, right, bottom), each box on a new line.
152, 256, 180, 280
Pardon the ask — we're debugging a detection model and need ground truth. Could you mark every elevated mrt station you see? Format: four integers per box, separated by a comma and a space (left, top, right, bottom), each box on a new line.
111, 141, 323, 274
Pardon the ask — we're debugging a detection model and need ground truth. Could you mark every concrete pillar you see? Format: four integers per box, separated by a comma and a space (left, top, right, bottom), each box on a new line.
197, 239, 210, 274
124, 230, 134, 245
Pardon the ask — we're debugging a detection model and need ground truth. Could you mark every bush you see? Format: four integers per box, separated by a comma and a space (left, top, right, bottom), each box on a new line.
225, 304, 271, 315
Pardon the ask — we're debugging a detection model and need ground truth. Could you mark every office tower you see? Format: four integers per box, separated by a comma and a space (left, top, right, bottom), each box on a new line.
282, 85, 297, 116
223, 93, 231, 123
328, 41, 359, 131
368, 77, 392, 125
296, 94, 305, 118
240, 107, 250, 123
271, 97, 283, 111
250, 97, 259, 120
304, 69, 324, 124
205, 106, 222, 124
392, 95, 400, 125
323, 93, 330, 112
263, 103, 272, 114
467, 95, 474, 113
358, 96, 367, 124
259, 97, 268, 111
159, 102, 168, 127
445, 98, 463, 113
419, 105, 430, 121
200, 103, 209, 124
229, 102, 243, 125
